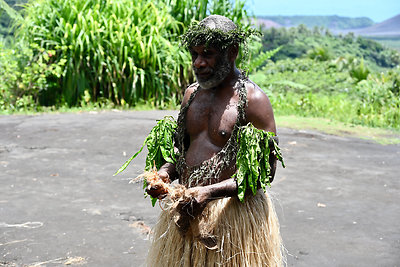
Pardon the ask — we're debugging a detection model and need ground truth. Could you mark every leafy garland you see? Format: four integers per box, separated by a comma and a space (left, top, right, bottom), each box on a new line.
114, 116, 177, 206
181, 21, 260, 59
234, 123, 285, 202
114, 116, 177, 176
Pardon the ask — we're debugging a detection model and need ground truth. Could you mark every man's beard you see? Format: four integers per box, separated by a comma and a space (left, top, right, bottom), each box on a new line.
194, 52, 232, 89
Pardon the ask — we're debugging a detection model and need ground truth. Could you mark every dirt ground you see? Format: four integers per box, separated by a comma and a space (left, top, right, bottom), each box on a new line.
1, 110, 399, 267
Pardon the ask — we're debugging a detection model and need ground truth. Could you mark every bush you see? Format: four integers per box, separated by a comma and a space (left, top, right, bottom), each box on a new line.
307, 46, 332, 61
349, 58, 370, 83
0, 41, 66, 112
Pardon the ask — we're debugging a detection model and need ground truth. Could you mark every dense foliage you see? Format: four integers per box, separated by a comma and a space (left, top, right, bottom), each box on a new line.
0, 0, 250, 110
251, 58, 400, 129
252, 24, 400, 130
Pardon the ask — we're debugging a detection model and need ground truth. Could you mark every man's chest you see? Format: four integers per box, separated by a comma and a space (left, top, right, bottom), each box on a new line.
185, 91, 239, 146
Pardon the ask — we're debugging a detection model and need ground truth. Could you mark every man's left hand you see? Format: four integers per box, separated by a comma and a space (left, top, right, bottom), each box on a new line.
177, 186, 210, 218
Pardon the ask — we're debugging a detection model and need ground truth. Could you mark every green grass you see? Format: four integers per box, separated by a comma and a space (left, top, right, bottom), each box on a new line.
276, 115, 400, 145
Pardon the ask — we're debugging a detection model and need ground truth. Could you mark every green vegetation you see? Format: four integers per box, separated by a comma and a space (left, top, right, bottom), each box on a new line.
1, 1, 399, 136
258, 15, 375, 30
251, 58, 400, 130
0, 0, 249, 111
252, 25, 400, 131
0, 0, 23, 38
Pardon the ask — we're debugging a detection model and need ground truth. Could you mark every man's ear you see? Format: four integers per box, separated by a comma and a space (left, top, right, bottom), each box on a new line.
228, 44, 239, 62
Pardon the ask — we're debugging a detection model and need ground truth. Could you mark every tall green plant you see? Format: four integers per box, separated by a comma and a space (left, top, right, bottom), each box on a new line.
16, 0, 189, 106
161, 0, 249, 28
12, 0, 251, 108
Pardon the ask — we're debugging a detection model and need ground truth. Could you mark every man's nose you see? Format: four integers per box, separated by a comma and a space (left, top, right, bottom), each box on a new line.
193, 55, 206, 68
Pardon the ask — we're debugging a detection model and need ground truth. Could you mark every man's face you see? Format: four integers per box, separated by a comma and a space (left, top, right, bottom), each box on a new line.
189, 45, 231, 89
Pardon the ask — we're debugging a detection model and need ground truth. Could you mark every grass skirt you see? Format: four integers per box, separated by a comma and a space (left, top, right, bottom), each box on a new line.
146, 190, 284, 266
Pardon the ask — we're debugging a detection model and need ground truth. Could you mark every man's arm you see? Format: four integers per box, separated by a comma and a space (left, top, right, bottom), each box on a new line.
178, 178, 237, 217
245, 82, 276, 133
146, 84, 198, 198
189, 178, 237, 201
246, 82, 278, 182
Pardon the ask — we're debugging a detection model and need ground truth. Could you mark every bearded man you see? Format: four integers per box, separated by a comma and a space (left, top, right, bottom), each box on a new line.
146, 15, 284, 266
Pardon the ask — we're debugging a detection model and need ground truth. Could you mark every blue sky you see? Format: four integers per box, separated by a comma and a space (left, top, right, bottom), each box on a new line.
248, 0, 400, 22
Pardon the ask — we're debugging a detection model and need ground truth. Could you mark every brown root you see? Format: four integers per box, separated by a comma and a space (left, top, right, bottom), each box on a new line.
134, 168, 215, 245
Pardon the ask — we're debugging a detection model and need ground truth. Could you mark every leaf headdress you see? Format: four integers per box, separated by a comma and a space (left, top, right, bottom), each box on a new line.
181, 19, 260, 60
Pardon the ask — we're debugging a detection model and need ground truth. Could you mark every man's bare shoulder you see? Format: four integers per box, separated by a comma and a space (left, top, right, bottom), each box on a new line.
244, 80, 276, 133
244, 80, 271, 106
181, 83, 198, 106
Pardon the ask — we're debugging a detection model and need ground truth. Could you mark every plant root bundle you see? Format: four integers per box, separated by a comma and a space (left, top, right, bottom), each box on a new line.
132, 167, 186, 202
133, 168, 219, 248
134, 169, 211, 244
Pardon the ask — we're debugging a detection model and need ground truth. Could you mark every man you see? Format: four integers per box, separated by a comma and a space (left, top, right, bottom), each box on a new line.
146, 15, 283, 266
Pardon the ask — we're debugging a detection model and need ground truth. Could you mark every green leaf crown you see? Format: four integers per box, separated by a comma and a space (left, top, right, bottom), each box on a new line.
181, 21, 260, 53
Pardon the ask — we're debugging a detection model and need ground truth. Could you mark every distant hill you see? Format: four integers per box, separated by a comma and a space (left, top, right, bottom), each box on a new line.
348, 14, 400, 37
257, 15, 375, 30
253, 18, 282, 29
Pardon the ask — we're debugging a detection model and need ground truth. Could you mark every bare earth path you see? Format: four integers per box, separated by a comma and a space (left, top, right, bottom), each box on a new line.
1, 110, 399, 267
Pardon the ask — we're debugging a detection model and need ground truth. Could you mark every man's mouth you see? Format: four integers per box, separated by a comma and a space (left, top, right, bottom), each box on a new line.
195, 71, 212, 79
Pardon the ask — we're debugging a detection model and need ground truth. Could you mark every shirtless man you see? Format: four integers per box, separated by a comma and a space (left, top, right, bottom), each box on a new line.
146, 15, 283, 266
148, 15, 277, 214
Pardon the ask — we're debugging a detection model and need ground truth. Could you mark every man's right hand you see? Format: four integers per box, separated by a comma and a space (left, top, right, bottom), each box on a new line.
157, 170, 171, 183
145, 170, 170, 199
